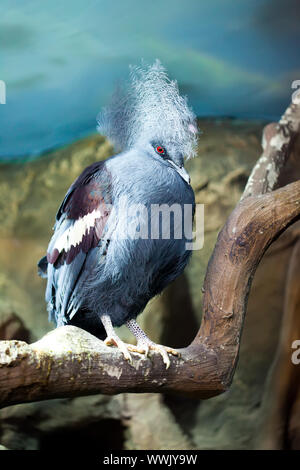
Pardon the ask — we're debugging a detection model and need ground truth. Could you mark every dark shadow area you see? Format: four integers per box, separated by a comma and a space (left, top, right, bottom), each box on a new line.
39, 419, 125, 451
163, 393, 201, 443
0, 312, 31, 342
161, 273, 201, 438
161, 273, 199, 349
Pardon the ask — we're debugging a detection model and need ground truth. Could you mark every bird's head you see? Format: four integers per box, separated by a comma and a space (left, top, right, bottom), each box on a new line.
143, 140, 190, 184
151, 140, 183, 167
97, 60, 199, 178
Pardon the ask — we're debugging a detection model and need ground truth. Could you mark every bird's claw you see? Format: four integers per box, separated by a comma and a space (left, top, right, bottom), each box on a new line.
127, 344, 149, 356
128, 341, 179, 369
104, 336, 133, 363
148, 343, 179, 369
104, 335, 179, 369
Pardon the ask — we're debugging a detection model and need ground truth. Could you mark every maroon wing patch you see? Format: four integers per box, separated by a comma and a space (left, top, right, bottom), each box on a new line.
47, 162, 112, 266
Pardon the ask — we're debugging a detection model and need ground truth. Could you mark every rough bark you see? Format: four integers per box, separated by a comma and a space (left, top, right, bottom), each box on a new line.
242, 96, 300, 199
0, 100, 300, 409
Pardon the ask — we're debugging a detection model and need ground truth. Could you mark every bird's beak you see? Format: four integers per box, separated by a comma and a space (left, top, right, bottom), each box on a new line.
168, 160, 191, 184
178, 165, 191, 184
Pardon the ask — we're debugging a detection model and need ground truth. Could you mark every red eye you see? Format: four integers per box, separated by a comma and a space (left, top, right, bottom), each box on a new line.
156, 146, 165, 155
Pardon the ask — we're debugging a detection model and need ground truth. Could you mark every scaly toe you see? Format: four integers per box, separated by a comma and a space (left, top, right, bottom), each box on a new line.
148, 344, 173, 369
104, 337, 117, 347
163, 346, 180, 357
147, 344, 180, 369
104, 336, 132, 363
127, 344, 148, 355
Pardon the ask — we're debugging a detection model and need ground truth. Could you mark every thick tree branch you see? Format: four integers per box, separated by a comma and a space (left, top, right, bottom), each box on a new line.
1, 100, 300, 408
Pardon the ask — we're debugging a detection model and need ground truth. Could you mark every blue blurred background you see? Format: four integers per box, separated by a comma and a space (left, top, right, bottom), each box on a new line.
1, 0, 299, 158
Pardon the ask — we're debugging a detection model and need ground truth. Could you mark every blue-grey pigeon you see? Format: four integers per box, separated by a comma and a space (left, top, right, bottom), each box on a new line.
38, 61, 198, 368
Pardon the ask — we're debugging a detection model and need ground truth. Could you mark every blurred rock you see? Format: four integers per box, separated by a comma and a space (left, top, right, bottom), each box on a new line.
0, 311, 30, 342
123, 394, 195, 450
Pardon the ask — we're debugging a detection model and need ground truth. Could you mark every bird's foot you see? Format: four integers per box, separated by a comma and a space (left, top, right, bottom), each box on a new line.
127, 340, 179, 369
104, 335, 132, 364
148, 343, 180, 369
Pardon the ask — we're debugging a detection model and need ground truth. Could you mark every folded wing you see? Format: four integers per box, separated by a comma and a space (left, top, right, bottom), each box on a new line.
42, 161, 112, 326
